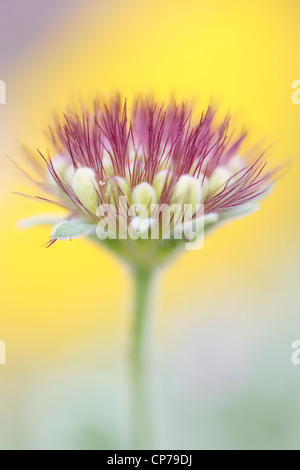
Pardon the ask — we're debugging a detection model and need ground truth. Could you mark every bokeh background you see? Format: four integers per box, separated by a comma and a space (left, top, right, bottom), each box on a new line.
0, 0, 300, 450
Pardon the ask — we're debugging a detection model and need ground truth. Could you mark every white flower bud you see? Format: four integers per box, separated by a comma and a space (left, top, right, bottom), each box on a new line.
227, 155, 245, 175
132, 182, 157, 217
102, 154, 114, 178
53, 155, 68, 173
153, 170, 173, 200
172, 175, 202, 209
64, 165, 75, 186
197, 173, 209, 202
208, 167, 232, 196
72, 167, 98, 214
47, 155, 67, 188
48, 155, 76, 198
107, 176, 129, 206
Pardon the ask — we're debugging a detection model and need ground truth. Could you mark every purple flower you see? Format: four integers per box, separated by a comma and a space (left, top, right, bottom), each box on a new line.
19, 96, 276, 263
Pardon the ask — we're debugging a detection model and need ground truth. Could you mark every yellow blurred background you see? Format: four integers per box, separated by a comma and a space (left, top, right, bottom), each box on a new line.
0, 0, 299, 449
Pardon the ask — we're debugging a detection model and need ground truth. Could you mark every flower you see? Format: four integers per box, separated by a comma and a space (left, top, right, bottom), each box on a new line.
20, 96, 275, 267
15, 95, 279, 451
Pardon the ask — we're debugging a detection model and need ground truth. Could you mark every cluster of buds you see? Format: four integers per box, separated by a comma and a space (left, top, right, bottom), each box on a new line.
21, 97, 274, 266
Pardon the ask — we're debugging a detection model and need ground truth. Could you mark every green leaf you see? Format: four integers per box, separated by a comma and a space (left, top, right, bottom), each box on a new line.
51, 220, 97, 240
18, 214, 65, 229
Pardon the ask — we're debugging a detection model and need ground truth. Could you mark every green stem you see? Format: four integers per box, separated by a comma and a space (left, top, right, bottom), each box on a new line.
130, 266, 154, 449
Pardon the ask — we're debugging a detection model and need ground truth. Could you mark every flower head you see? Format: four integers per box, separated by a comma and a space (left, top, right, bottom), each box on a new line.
20, 97, 275, 267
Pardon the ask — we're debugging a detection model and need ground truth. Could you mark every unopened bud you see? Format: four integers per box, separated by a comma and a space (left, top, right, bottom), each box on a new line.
64, 165, 75, 186
197, 173, 209, 202
102, 154, 114, 178
48, 155, 76, 198
153, 170, 173, 200
72, 167, 98, 214
173, 175, 202, 210
227, 155, 245, 175
107, 176, 129, 206
132, 182, 157, 217
47, 155, 67, 188
208, 167, 232, 196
